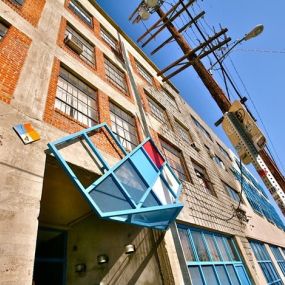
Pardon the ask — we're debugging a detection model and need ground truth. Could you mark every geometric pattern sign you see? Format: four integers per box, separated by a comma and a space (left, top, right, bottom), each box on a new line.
13, 123, 40, 144
48, 123, 183, 230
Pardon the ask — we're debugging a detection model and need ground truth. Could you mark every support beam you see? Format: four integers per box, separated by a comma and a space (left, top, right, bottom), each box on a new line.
151, 11, 205, 55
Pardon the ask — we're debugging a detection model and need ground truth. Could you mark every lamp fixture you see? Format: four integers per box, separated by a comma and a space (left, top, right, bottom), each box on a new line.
75, 263, 86, 273
97, 254, 109, 265
125, 244, 136, 254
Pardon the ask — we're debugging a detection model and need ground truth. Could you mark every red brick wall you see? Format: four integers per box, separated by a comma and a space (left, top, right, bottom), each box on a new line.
1, 0, 46, 26
0, 26, 31, 104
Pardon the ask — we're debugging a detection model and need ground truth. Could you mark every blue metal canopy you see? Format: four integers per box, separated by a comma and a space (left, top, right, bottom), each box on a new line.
48, 123, 183, 230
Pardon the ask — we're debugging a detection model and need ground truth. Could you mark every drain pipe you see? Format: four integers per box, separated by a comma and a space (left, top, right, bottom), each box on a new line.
119, 35, 192, 285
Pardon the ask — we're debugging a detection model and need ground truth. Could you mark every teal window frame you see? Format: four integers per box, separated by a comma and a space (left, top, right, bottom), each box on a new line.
270, 245, 285, 277
250, 241, 283, 285
178, 225, 252, 285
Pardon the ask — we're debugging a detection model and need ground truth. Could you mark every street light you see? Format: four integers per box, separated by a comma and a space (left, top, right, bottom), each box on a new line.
209, 24, 264, 70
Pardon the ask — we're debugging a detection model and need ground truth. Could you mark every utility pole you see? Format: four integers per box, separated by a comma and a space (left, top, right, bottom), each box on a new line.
130, 0, 285, 215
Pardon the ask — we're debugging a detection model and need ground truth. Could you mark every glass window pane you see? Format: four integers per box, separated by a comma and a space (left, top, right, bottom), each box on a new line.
225, 238, 240, 261
202, 266, 219, 285
188, 266, 204, 285
204, 234, 220, 261
216, 265, 231, 285
178, 228, 195, 261
191, 231, 210, 261
216, 236, 230, 261
226, 265, 240, 285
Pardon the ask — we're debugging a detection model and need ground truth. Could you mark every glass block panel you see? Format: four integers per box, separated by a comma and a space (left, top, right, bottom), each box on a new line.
216, 265, 231, 285
188, 266, 204, 285
226, 265, 240, 285
115, 160, 148, 203
202, 266, 219, 285
191, 230, 210, 261
178, 228, 195, 261
89, 175, 133, 212
204, 233, 220, 261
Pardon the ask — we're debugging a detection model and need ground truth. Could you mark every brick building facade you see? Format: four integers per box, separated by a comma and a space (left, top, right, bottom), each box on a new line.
0, 1, 285, 284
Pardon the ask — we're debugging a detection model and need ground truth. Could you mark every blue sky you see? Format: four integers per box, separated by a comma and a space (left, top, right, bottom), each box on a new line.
96, 0, 285, 219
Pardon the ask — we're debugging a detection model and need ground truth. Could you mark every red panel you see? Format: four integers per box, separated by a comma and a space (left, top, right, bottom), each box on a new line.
143, 141, 164, 169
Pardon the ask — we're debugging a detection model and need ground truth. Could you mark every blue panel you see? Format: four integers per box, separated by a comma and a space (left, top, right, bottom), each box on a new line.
216, 265, 231, 285
114, 160, 148, 204
235, 265, 251, 285
226, 265, 240, 285
188, 266, 204, 285
202, 266, 219, 285
130, 149, 158, 186
89, 176, 133, 212
142, 192, 160, 207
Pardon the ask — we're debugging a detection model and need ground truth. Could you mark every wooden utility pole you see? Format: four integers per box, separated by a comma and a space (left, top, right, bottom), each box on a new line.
155, 7, 285, 195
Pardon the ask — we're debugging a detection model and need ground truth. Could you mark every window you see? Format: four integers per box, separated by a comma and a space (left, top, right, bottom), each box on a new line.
191, 115, 213, 141
147, 95, 169, 125
270, 245, 285, 277
250, 241, 283, 285
65, 24, 95, 66
160, 139, 189, 182
217, 143, 231, 161
176, 121, 191, 143
135, 60, 153, 85
214, 155, 226, 170
224, 183, 241, 203
69, 0, 93, 27
192, 161, 215, 196
55, 67, 98, 127
100, 26, 118, 51
232, 169, 285, 230
110, 102, 138, 151
104, 57, 128, 94
11, 0, 24, 5
178, 225, 252, 285
0, 22, 8, 41
161, 88, 178, 110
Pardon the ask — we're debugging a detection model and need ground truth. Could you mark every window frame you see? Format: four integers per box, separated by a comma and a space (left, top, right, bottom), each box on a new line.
135, 60, 153, 85
250, 241, 283, 284
191, 115, 213, 141
0, 21, 9, 41
147, 95, 169, 125
55, 66, 98, 127
192, 160, 216, 196
109, 102, 139, 151
178, 225, 252, 285
223, 182, 242, 204
65, 24, 95, 66
161, 88, 179, 111
104, 56, 128, 94
270, 245, 285, 277
160, 138, 190, 182
68, 0, 93, 27
100, 25, 119, 51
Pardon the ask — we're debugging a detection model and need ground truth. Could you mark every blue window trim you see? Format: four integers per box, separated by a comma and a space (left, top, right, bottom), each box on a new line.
250, 240, 283, 285
178, 224, 252, 285
48, 123, 183, 230
270, 245, 285, 277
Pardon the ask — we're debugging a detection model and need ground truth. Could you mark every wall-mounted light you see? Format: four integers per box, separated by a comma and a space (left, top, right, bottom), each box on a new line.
125, 244, 136, 255
75, 263, 86, 273
97, 254, 109, 265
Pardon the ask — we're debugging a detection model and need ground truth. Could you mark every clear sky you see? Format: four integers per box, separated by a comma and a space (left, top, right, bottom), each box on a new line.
96, 0, 285, 219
